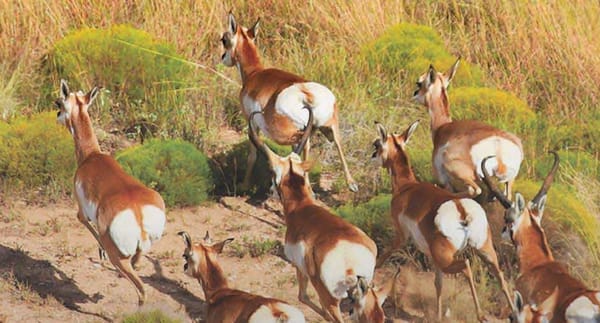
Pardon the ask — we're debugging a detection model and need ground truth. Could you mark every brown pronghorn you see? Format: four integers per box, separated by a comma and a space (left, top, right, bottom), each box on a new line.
413, 57, 523, 198
178, 231, 305, 323
248, 111, 388, 322
55, 80, 166, 305
513, 289, 559, 323
372, 121, 514, 321
483, 153, 600, 323
220, 12, 358, 192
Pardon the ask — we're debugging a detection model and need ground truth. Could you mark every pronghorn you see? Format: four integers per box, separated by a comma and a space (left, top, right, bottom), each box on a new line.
413, 57, 523, 198
372, 121, 514, 321
178, 231, 305, 323
248, 111, 388, 322
483, 153, 600, 323
512, 289, 558, 323
220, 12, 358, 192
55, 80, 166, 305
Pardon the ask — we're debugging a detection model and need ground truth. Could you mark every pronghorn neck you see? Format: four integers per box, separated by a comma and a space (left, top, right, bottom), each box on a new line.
236, 41, 264, 84
280, 185, 314, 217
516, 218, 554, 273
427, 87, 452, 137
71, 109, 101, 165
385, 147, 417, 194
195, 253, 229, 301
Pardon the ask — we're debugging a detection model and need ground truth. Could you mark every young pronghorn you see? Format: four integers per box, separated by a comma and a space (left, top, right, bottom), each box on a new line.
372, 121, 514, 321
413, 57, 523, 198
512, 290, 558, 323
178, 231, 305, 323
248, 111, 388, 322
483, 152, 600, 323
55, 80, 166, 305
220, 12, 358, 192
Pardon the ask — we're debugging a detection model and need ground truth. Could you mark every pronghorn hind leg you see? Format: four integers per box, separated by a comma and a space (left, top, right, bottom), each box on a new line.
328, 123, 358, 192
461, 259, 485, 322
131, 249, 143, 270
77, 210, 107, 260
296, 268, 327, 318
477, 234, 515, 313
310, 277, 343, 322
241, 141, 258, 192
102, 235, 146, 306
434, 269, 444, 321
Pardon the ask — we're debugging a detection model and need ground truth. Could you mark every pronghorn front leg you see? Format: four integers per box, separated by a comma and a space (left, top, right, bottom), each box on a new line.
329, 123, 358, 192
241, 139, 258, 192
77, 210, 107, 260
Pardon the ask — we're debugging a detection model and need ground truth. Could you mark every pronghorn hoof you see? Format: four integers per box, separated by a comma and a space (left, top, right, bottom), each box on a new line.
99, 248, 107, 261
348, 182, 359, 193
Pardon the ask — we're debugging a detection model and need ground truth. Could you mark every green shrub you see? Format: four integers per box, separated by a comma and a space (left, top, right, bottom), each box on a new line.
361, 23, 484, 88
450, 87, 537, 136
0, 112, 75, 193
122, 310, 181, 323
336, 194, 393, 246
116, 139, 213, 207
533, 150, 599, 181
40, 25, 190, 138
211, 139, 321, 198
514, 180, 600, 261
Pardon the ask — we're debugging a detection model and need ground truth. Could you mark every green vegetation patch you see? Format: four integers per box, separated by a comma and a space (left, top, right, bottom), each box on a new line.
41, 24, 190, 138
514, 180, 600, 261
336, 194, 393, 246
0, 112, 75, 193
361, 23, 484, 87
122, 310, 182, 323
116, 139, 213, 207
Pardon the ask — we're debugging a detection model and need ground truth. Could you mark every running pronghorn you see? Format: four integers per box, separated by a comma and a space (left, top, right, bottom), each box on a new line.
413, 57, 523, 198
55, 80, 166, 305
220, 12, 358, 192
178, 231, 305, 323
483, 152, 600, 323
371, 121, 514, 321
248, 111, 388, 322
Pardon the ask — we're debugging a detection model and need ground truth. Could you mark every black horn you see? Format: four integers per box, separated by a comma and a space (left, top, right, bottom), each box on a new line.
293, 106, 314, 155
481, 156, 512, 209
178, 231, 192, 248
531, 151, 560, 205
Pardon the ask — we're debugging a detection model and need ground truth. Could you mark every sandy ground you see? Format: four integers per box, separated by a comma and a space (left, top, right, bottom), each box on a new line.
0, 196, 510, 323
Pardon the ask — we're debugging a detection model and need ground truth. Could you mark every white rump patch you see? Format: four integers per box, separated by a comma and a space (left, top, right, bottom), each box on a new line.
275, 82, 335, 128
75, 181, 98, 225
434, 199, 488, 251
139, 205, 166, 253
248, 303, 306, 323
565, 295, 600, 322
470, 136, 522, 182
284, 241, 307, 275
109, 209, 141, 257
320, 240, 375, 299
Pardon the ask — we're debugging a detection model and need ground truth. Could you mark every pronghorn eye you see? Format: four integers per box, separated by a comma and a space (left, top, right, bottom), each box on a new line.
416, 81, 422, 87
182, 254, 189, 260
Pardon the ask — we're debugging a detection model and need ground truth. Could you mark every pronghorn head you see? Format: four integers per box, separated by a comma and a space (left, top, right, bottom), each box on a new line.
412, 57, 460, 105
510, 290, 556, 323
371, 121, 419, 170
347, 271, 397, 323
220, 11, 260, 67
248, 110, 313, 199
178, 231, 234, 279
55, 79, 100, 133
482, 152, 559, 245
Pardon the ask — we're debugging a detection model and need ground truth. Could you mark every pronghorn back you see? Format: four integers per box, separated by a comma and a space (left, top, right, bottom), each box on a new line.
208, 289, 305, 323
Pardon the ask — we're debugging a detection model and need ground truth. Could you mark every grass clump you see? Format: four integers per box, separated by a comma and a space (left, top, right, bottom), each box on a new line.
361, 23, 484, 89
337, 194, 393, 247
116, 139, 213, 207
40, 24, 190, 139
0, 112, 75, 194
122, 310, 181, 323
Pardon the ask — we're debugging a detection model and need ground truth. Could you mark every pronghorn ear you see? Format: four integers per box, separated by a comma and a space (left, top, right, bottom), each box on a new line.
203, 231, 212, 244
445, 56, 460, 84
213, 238, 234, 254
228, 11, 237, 34
248, 17, 260, 39
401, 120, 419, 144
376, 122, 387, 141
86, 87, 100, 106
514, 291, 524, 312
425, 65, 437, 88
515, 193, 526, 215
60, 79, 69, 100
178, 231, 192, 249
532, 195, 547, 220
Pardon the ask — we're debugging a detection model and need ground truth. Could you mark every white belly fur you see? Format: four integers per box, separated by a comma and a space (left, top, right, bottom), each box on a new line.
319, 240, 375, 299
470, 136, 522, 182
399, 214, 430, 255
75, 181, 98, 225
565, 295, 600, 322
248, 303, 306, 323
275, 82, 335, 128
284, 241, 308, 275
434, 199, 488, 251
434, 143, 450, 185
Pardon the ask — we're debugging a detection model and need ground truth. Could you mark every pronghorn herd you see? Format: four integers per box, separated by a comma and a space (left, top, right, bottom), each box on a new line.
49, 11, 598, 323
